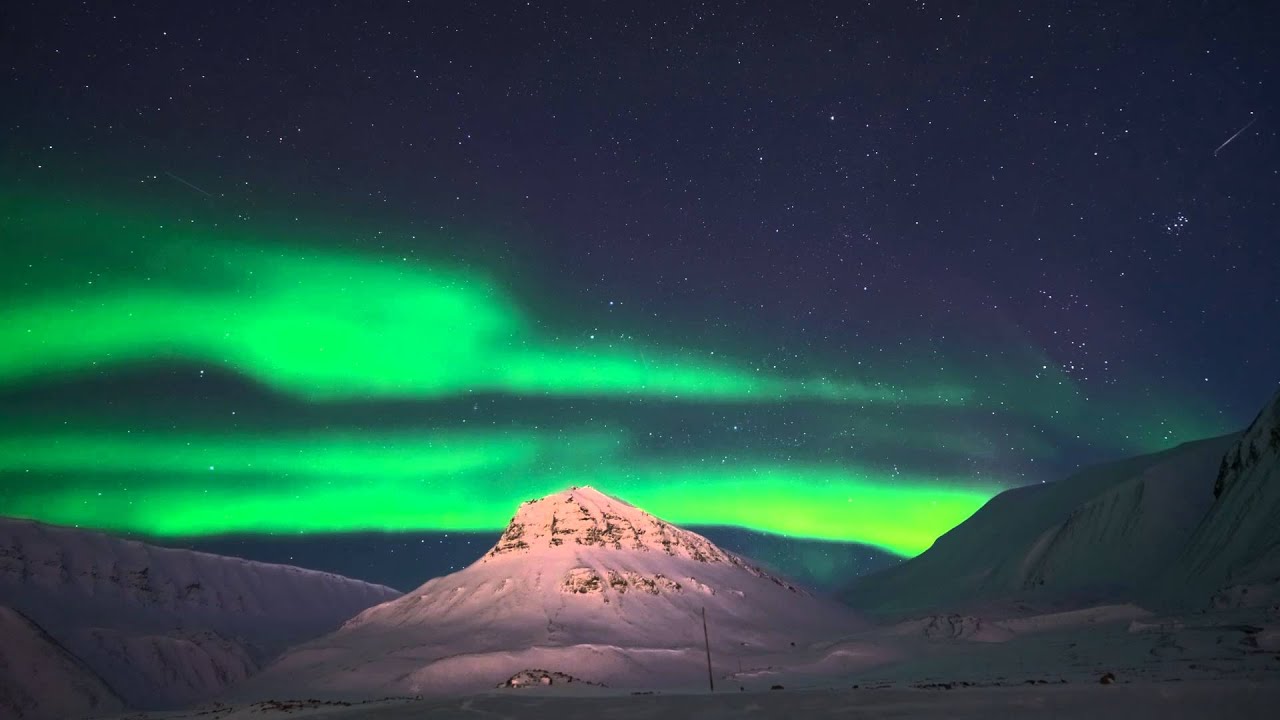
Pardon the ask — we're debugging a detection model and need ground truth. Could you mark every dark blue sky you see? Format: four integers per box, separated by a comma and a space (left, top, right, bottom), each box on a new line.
1, 0, 1276, 589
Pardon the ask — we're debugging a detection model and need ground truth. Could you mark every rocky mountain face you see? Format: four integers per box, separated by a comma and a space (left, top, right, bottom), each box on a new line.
1170, 387, 1280, 607
483, 484, 804, 591
0, 517, 400, 713
234, 487, 864, 699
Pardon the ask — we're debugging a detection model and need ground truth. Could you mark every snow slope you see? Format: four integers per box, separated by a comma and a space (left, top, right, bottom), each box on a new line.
235, 487, 867, 698
842, 434, 1238, 617
109, 595, 1280, 719
0, 517, 400, 710
107, 600, 1280, 718
1169, 387, 1280, 606
0, 604, 124, 720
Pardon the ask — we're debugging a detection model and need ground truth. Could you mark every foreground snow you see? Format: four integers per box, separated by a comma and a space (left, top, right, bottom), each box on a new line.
113, 599, 1280, 719
109, 679, 1280, 719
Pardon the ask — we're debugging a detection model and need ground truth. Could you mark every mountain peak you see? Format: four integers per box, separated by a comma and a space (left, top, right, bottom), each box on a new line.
483, 486, 782, 579
246, 488, 860, 698
534, 485, 630, 508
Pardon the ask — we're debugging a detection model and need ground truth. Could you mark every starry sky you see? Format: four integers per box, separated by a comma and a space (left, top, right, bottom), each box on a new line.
1, 1, 1276, 591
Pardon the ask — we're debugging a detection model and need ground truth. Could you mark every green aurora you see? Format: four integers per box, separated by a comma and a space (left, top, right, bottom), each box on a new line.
0, 194, 966, 405
0, 189, 1232, 559
0, 427, 991, 556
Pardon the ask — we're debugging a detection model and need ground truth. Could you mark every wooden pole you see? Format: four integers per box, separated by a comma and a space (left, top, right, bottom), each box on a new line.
702, 606, 714, 692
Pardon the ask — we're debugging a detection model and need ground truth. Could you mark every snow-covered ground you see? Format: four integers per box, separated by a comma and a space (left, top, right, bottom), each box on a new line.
96, 680, 1280, 720
107, 599, 1280, 719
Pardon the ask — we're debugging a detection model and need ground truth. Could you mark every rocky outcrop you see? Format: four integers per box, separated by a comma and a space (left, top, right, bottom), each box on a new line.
498, 669, 605, 688
486, 487, 803, 594
1171, 387, 1280, 603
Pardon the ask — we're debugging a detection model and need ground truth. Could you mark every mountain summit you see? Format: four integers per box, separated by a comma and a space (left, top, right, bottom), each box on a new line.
237, 487, 864, 698
484, 486, 798, 588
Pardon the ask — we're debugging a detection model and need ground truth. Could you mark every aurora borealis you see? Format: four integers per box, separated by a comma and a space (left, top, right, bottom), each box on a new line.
0, 428, 992, 556
0, 192, 996, 556
0, 196, 966, 406
3, 1, 1276, 589
0, 188, 1235, 563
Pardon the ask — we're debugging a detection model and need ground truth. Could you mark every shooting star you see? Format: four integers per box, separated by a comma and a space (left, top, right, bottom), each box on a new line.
1214, 117, 1257, 157
164, 171, 215, 199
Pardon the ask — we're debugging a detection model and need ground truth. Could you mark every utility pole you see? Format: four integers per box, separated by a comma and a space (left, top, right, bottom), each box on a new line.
702, 606, 714, 692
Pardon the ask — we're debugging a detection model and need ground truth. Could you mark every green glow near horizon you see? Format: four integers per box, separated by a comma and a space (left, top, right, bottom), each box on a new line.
0, 188, 1234, 563
578, 467, 992, 555
0, 194, 967, 405
0, 428, 994, 556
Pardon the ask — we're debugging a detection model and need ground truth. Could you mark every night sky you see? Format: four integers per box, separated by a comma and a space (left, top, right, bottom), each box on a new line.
1, 1, 1276, 591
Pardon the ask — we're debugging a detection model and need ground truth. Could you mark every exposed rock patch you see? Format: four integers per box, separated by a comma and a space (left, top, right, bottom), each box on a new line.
498, 669, 604, 688
484, 487, 804, 595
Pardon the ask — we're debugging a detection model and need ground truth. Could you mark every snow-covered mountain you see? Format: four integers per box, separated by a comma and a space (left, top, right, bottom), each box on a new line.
236, 487, 865, 698
0, 604, 124, 720
1169, 387, 1280, 606
842, 434, 1238, 617
0, 517, 400, 712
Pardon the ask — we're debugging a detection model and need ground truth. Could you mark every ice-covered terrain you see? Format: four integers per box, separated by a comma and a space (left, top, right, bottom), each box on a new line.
231, 487, 868, 699
0, 517, 400, 715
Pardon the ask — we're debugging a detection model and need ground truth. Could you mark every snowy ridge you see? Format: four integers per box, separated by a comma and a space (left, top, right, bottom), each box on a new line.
0, 604, 124, 720
0, 517, 400, 710
69, 625, 258, 709
843, 434, 1237, 616
1017, 435, 1229, 594
237, 487, 863, 699
1171, 386, 1280, 605
0, 517, 399, 634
